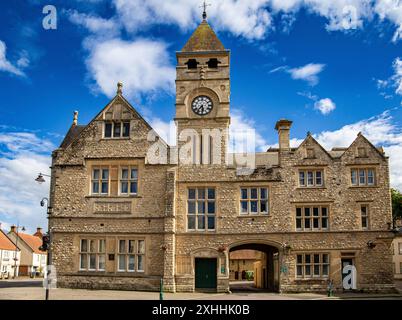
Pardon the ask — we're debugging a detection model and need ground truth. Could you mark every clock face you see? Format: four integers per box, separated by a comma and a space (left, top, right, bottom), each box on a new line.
191, 96, 213, 116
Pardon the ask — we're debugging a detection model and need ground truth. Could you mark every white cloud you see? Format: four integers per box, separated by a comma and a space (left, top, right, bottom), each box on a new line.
307, 0, 373, 31
229, 109, 268, 152
287, 63, 326, 85
392, 57, 402, 95
266, 110, 402, 189
112, 0, 272, 40
269, 65, 288, 73
0, 40, 25, 77
148, 117, 177, 146
67, 10, 120, 37
0, 130, 54, 234
66, 0, 402, 44
314, 98, 336, 115
377, 79, 389, 89
312, 110, 402, 190
374, 0, 402, 42
314, 111, 401, 148
85, 38, 176, 100
374, 57, 402, 100
211, 0, 272, 39
270, 0, 302, 12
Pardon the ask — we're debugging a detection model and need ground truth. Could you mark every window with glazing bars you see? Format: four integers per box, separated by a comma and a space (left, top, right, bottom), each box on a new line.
296, 206, 329, 231
79, 239, 106, 271
240, 187, 269, 215
299, 170, 324, 187
351, 168, 375, 186
361, 205, 369, 229
104, 122, 130, 138
120, 167, 138, 195
91, 168, 109, 195
117, 239, 145, 272
296, 253, 329, 278
187, 188, 215, 230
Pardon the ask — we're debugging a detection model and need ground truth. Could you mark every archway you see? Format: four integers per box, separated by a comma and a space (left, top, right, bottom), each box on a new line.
229, 242, 280, 292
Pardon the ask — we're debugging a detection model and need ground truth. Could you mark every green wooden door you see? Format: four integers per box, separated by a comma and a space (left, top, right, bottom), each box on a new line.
195, 258, 217, 289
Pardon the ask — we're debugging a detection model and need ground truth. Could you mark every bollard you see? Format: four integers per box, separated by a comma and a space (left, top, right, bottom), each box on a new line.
159, 278, 164, 300
327, 280, 333, 297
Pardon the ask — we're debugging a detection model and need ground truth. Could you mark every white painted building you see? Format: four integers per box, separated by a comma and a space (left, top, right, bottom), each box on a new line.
7, 227, 47, 277
0, 230, 20, 279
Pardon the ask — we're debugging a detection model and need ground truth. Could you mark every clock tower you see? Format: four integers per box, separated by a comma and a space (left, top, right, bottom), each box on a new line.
175, 11, 230, 165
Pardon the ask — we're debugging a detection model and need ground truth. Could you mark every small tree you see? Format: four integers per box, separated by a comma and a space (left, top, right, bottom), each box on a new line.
391, 188, 402, 228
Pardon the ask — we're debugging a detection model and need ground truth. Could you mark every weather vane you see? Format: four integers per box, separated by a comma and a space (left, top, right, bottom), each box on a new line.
200, 1, 211, 20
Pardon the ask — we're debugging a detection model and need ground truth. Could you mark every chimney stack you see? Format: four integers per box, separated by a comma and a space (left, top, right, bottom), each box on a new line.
34, 227, 43, 238
10, 225, 16, 233
275, 119, 293, 151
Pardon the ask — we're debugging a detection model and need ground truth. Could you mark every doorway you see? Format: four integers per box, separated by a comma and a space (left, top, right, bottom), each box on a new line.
195, 258, 217, 290
341, 258, 354, 290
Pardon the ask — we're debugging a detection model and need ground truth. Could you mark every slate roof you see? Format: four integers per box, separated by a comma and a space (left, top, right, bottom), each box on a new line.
59, 124, 85, 148
182, 20, 225, 52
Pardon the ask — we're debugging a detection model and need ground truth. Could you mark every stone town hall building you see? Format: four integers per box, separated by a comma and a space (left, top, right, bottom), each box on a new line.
50, 15, 395, 293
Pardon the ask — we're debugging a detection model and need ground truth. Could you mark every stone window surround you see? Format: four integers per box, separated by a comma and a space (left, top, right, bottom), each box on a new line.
399, 243, 402, 255
295, 205, 329, 231
360, 204, 370, 230
295, 252, 330, 279
187, 186, 216, 232
298, 168, 325, 188
86, 160, 143, 198
236, 183, 272, 217
79, 238, 106, 272
116, 238, 145, 273
350, 167, 376, 187
102, 121, 130, 139
119, 166, 138, 195
77, 237, 147, 274
91, 167, 109, 195
239, 186, 269, 216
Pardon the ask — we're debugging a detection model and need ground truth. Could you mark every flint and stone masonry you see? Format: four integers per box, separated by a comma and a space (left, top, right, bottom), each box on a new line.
50, 16, 396, 293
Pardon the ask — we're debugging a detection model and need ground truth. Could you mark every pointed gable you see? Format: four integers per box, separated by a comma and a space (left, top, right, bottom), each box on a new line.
54, 89, 169, 165
17, 232, 46, 254
295, 134, 333, 165
0, 230, 18, 251
182, 20, 225, 52
341, 133, 386, 163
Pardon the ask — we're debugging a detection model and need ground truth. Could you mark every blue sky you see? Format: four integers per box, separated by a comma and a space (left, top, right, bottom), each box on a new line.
0, 0, 401, 232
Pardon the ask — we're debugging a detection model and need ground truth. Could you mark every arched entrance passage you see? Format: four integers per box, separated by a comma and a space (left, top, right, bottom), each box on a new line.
229, 242, 280, 292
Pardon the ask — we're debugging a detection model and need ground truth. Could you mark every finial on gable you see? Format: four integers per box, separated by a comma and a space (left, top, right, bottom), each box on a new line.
357, 131, 362, 136
307, 131, 311, 137
117, 81, 123, 95
73, 111, 78, 126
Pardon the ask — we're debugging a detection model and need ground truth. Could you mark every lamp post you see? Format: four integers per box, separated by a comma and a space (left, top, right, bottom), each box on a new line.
12, 225, 26, 279
35, 173, 53, 301
35, 173, 51, 184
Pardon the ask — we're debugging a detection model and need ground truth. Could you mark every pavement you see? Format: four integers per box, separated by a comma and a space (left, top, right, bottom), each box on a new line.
0, 279, 401, 300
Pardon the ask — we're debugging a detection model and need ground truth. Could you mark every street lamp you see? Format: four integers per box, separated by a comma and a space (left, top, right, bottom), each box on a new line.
35, 173, 51, 184
12, 225, 26, 279
38, 197, 53, 301
35, 172, 53, 301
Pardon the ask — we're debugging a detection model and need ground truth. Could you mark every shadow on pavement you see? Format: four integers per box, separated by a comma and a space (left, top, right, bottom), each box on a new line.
0, 280, 42, 288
